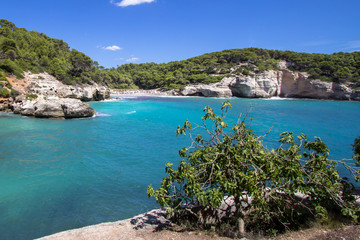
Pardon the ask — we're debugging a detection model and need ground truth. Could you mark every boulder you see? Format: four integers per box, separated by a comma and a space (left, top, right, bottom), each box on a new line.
20, 100, 36, 116
61, 98, 96, 118
34, 100, 65, 118
11, 103, 21, 114
13, 97, 95, 119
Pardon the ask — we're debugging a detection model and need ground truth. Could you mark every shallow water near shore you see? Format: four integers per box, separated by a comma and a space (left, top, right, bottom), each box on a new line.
0, 97, 360, 239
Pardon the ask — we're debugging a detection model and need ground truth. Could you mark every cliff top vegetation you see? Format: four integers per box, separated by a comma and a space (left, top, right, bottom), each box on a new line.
1, 19, 359, 91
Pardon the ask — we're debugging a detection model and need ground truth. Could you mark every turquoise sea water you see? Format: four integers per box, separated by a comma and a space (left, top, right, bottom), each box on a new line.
0, 96, 360, 239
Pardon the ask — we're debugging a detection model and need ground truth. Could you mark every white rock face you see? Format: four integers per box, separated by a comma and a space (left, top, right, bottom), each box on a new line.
230, 70, 281, 98
25, 72, 110, 101
280, 69, 353, 100
6, 72, 111, 118
181, 86, 200, 96
199, 86, 233, 98
17, 97, 95, 118
177, 67, 359, 101
181, 77, 234, 98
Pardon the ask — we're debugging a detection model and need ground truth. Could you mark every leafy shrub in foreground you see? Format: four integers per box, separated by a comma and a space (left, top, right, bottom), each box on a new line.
148, 102, 360, 237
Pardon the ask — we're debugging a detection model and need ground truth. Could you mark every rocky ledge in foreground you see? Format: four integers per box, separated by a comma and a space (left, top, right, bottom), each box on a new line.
37, 209, 173, 240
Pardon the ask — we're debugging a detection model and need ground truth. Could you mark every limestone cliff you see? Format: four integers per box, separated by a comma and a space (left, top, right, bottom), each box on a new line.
279, 69, 357, 100
0, 72, 110, 118
174, 64, 360, 101
24, 72, 110, 101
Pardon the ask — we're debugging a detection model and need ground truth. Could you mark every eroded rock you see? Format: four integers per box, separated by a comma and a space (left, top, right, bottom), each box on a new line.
16, 97, 95, 119
24, 72, 110, 101
230, 70, 281, 98
176, 67, 359, 101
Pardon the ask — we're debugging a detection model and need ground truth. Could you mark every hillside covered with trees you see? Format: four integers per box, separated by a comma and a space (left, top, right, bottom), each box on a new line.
1, 19, 359, 91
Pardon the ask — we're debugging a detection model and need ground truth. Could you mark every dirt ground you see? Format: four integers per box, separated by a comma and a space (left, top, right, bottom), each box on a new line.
6, 74, 28, 93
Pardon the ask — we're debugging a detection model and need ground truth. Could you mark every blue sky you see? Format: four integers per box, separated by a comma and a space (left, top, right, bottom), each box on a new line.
1, 0, 359, 67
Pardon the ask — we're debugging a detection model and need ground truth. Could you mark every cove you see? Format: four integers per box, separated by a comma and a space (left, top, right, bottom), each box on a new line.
0, 96, 359, 240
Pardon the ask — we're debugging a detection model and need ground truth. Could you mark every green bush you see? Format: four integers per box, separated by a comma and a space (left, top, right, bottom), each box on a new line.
26, 93, 38, 100
14, 72, 24, 79
10, 89, 20, 98
5, 79, 11, 88
0, 72, 6, 81
0, 59, 18, 73
148, 102, 360, 237
0, 87, 10, 97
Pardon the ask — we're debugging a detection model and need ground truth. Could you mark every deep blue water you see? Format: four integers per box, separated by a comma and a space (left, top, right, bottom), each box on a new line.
0, 96, 359, 239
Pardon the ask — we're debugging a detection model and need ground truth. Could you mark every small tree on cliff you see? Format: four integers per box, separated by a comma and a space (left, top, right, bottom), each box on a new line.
147, 101, 360, 236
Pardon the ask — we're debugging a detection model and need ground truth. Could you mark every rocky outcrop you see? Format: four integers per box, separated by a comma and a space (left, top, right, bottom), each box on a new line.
0, 98, 12, 112
0, 72, 111, 118
229, 70, 281, 98
25, 72, 110, 101
13, 97, 95, 119
181, 85, 232, 98
175, 65, 360, 101
180, 77, 234, 98
280, 69, 353, 100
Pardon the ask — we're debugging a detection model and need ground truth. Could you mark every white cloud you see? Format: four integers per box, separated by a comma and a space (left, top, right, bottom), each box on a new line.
102, 45, 122, 51
111, 0, 155, 7
126, 57, 140, 62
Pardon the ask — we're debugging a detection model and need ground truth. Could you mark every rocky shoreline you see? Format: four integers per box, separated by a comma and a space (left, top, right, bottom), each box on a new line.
165, 62, 360, 100
0, 72, 110, 119
1, 65, 360, 119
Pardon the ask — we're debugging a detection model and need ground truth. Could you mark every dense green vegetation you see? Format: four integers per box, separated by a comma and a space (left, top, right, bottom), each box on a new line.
1, 19, 359, 91
111, 48, 360, 90
148, 102, 360, 237
0, 19, 99, 85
